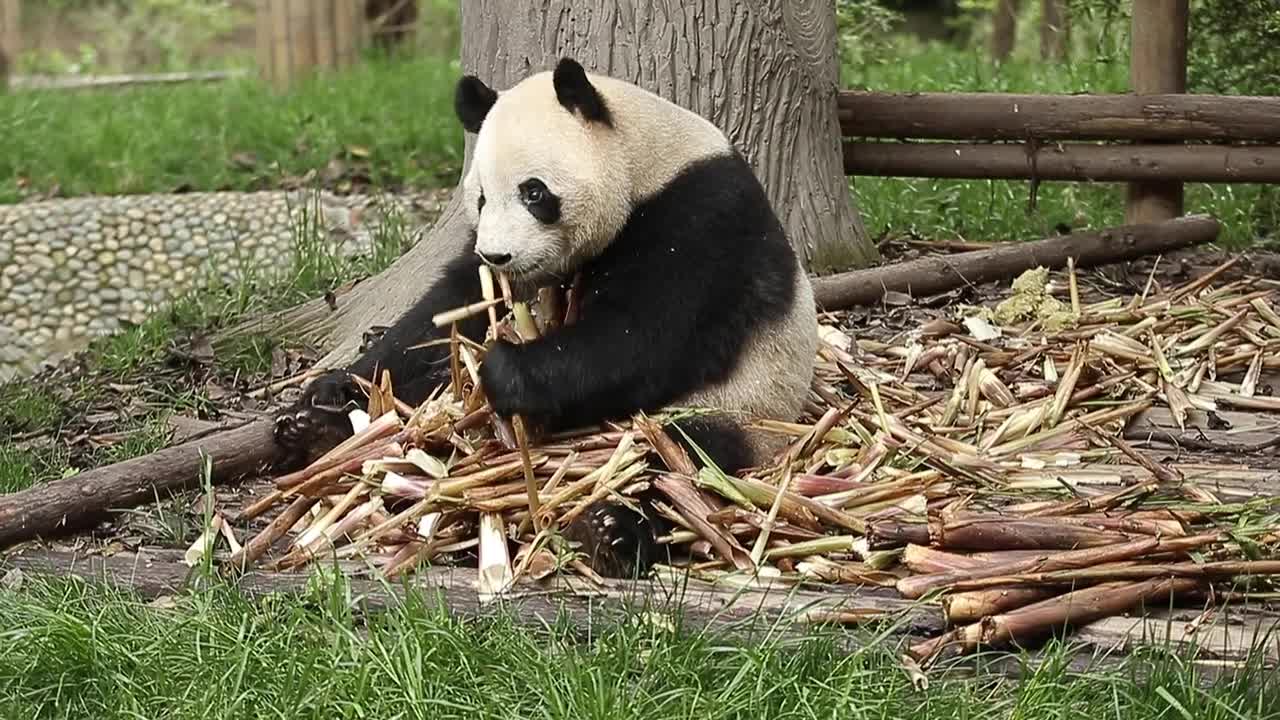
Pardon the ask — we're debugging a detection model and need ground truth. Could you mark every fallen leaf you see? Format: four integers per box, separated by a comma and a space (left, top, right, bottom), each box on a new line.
188, 333, 215, 366
1, 568, 24, 591
229, 152, 259, 170
148, 595, 179, 610
881, 290, 914, 307
962, 315, 1002, 341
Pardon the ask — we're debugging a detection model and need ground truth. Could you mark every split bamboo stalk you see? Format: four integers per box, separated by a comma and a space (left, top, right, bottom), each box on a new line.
897, 533, 1222, 599
911, 576, 1200, 664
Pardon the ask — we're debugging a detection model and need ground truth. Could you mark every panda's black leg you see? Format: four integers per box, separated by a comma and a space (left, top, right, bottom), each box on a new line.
273, 242, 488, 464
562, 412, 752, 578
663, 413, 756, 476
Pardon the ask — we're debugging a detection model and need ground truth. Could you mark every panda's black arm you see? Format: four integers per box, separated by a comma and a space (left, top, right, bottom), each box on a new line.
342, 247, 490, 405
478, 299, 708, 426
285, 242, 488, 422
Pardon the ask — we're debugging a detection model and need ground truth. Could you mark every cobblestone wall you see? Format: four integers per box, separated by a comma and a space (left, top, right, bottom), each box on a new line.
0, 190, 438, 382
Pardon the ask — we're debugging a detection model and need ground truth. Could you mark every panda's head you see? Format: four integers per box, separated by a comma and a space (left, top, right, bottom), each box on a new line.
453, 58, 653, 288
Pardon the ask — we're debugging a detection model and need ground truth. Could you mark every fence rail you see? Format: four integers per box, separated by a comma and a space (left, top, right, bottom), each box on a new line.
836, 91, 1280, 143
837, 0, 1278, 225
843, 142, 1280, 184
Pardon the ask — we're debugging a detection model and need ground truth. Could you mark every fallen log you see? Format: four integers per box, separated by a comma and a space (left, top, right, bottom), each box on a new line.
0, 548, 944, 640
0, 419, 282, 549
811, 214, 1220, 311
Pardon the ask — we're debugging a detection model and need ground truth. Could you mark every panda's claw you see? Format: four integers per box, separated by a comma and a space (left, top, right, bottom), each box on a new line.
562, 501, 659, 579
272, 370, 362, 456
273, 408, 319, 450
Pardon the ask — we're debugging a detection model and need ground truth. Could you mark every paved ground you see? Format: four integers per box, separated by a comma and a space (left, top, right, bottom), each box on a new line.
0, 190, 443, 381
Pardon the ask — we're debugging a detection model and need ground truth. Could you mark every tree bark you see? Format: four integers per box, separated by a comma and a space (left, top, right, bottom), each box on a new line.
261, 0, 874, 369
838, 91, 1280, 143
256, 0, 366, 91
1125, 0, 1189, 224
0, 420, 281, 549
0, 0, 19, 91
4, 548, 944, 641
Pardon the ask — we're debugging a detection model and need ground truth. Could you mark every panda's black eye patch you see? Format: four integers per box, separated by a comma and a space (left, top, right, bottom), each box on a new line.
477, 192, 485, 213
518, 178, 560, 224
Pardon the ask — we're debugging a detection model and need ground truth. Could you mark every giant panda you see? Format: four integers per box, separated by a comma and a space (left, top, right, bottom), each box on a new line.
275, 57, 818, 578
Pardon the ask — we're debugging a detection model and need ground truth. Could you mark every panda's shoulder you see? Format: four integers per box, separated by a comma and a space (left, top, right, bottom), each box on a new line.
623, 151, 787, 260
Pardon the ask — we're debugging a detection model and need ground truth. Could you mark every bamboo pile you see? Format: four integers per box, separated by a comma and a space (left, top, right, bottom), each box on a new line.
222, 258, 1280, 663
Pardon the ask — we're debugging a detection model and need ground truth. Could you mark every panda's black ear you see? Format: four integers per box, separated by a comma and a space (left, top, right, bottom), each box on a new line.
455, 75, 498, 133
552, 58, 612, 127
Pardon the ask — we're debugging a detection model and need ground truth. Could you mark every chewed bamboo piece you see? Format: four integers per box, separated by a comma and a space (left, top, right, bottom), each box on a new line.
222, 259, 1280, 659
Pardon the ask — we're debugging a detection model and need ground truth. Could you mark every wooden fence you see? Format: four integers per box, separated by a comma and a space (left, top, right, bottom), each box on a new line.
0, 0, 371, 92
840, 0, 1280, 225
0, 0, 19, 89
256, 0, 367, 91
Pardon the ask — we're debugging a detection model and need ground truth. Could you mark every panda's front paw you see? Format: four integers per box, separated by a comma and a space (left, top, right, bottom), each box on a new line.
562, 501, 659, 579
274, 371, 362, 457
479, 340, 551, 418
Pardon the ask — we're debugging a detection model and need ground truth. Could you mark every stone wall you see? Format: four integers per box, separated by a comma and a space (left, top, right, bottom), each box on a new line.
0, 190, 440, 382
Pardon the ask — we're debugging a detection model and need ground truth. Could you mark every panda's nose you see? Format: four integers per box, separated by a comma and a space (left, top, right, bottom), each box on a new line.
477, 251, 512, 267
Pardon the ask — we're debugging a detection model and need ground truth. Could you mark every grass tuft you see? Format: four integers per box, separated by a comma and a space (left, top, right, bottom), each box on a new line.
0, 573, 1276, 719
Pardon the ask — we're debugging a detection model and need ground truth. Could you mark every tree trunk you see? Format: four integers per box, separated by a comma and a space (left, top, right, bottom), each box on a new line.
260, 0, 874, 369
1125, 0, 1189, 225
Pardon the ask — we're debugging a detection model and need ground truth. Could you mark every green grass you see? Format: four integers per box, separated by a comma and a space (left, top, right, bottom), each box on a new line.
0, 411, 171, 494
4, 30, 1276, 247
0, 190, 416, 494
843, 36, 1279, 248
0, 188, 415, 495
0, 54, 465, 202
0, 444, 72, 494
0, 573, 1276, 719
0, 385, 63, 435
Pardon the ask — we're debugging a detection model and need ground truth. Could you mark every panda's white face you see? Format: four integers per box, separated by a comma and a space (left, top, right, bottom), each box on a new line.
460, 72, 629, 290
454, 59, 733, 291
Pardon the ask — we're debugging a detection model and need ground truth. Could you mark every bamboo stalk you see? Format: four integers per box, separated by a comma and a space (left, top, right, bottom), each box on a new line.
432, 297, 506, 328
942, 587, 1059, 624
932, 517, 1137, 551
911, 576, 1200, 664
947, 559, 1280, 590
897, 533, 1221, 599
224, 495, 319, 572
654, 475, 755, 571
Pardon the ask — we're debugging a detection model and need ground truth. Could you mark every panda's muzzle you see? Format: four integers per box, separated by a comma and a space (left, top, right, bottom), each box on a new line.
476, 251, 513, 267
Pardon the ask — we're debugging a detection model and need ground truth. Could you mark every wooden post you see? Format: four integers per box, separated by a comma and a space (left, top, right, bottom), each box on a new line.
1040, 0, 1069, 61
1125, 0, 1189, 224
0, 0, 20, 91
256, 0, 366, 91
990, 0, 1021, 62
